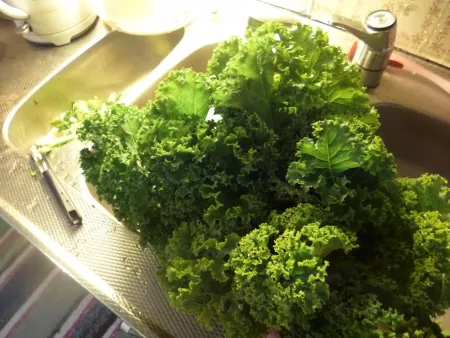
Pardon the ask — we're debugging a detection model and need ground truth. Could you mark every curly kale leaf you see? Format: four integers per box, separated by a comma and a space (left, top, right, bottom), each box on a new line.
406, 211, 450, 314
228, 204, 357, 330
81, 101, 282, 250
160, 222, 266, 338
210, 22, 373, 123
50, 20, 450, 338
397, 174, 450, 219
80, 115, 201, 243
287, 118, 396, 205
161, 223, 239, 319
209, 22, 375, 179
151, 68, 211, 119
208, 36, 243, 76
193, 111, 282, 239
284, 290, 441, 338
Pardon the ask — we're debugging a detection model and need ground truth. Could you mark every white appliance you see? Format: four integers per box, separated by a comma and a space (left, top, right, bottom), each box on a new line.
0, 0, 97, 46
90, 0, 196, 35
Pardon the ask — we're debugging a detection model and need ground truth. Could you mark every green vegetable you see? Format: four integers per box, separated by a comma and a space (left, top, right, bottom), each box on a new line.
228, 204, 357, 331
51, 21, 450, 338
287, 118, 395, 206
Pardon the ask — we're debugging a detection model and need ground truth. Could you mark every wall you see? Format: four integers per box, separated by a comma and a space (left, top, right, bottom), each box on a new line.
272, 0, 450, 68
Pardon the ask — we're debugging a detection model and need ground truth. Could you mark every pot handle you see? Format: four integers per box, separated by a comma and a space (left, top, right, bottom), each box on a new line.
0, 1, 29, 20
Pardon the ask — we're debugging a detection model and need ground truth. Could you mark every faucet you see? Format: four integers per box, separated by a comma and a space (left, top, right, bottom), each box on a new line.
327, 10, 397, 88
254, 1, 397, 88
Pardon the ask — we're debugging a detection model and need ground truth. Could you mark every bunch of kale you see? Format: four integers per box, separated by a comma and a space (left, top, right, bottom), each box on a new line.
53, 22, 450, 338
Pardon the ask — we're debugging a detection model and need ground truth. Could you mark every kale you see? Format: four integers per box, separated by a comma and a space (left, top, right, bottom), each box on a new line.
49, 22, 450, 338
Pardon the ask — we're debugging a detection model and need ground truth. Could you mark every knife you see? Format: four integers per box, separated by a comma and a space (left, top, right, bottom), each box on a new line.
31, 145, 83, 227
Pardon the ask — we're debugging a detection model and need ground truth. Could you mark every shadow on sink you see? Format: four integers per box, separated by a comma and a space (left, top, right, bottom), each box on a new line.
3, 29, 184, 152
377, 103, 450, 180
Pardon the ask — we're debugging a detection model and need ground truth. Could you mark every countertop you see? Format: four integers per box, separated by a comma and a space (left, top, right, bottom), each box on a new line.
1, 14, 450, 338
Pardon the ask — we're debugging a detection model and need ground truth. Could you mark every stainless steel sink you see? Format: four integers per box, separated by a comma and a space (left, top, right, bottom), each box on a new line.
3, 29, 184, 152
2, 14, 450, 338
377, 103, 450, 180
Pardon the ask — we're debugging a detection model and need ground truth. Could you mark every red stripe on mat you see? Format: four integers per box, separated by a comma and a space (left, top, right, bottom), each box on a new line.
65, 297, 97, 338
102, 318, 122, 338
1, 268, 61, 338
110, 323, 122, 338
0, 245, 35, 292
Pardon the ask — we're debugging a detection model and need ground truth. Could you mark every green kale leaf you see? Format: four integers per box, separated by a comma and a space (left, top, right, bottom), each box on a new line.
228, 204, 357, 330
287, 118, 395, 205
48, 20, 450, 338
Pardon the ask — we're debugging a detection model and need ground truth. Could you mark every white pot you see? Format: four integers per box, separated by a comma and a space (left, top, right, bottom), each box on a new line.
0, 0, 97, 45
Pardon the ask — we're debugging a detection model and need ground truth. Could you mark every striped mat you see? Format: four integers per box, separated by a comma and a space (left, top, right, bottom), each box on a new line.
0, 218, 138, 338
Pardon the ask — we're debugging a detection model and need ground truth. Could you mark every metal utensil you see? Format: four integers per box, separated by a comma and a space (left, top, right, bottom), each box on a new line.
31, 145, 82, 227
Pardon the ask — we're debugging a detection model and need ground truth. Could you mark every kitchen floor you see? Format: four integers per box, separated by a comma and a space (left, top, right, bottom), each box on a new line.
0, 218, 136, 338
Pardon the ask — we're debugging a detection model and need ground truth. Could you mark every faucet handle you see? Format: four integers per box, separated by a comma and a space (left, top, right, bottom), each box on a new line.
316, 10, 396, 51
325, 10, 397, 88
327, 14, 370, 44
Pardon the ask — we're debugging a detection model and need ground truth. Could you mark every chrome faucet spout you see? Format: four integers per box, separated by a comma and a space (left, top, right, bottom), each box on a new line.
330, 10, 396, 88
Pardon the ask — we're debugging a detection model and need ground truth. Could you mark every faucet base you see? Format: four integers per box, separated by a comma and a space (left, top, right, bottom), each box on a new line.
360, 68, 384, 88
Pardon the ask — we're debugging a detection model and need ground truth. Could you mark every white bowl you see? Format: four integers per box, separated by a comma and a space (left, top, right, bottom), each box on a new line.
90, 0, 197, 35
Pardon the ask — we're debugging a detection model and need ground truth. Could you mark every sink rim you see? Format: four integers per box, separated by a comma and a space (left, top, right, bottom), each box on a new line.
2, 27, 112, 154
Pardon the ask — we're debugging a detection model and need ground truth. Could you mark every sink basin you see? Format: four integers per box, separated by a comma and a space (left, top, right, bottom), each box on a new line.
377, 103, 450, 180
3, 29, 184, 152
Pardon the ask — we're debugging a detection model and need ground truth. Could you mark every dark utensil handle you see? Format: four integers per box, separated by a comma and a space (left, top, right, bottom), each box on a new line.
42, 169, 82, 226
